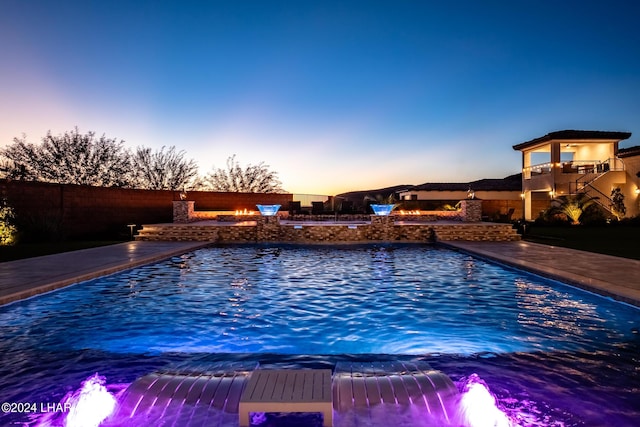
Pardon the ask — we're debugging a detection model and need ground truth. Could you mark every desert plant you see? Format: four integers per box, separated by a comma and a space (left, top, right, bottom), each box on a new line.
0, 198, 18, 245
441, 203, 460, 211
559, 194, 596, 225
610, 187, 626, 220
16, 210, 65, 242
364, 193, 398, 205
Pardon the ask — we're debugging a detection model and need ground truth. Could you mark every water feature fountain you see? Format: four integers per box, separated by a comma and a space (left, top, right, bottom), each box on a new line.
256, 204, 281, 216
370, 204, 395, 216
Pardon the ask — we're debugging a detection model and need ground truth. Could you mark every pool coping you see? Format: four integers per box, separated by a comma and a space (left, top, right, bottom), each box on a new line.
2, 240, 639, 308
0, 241, 211, 306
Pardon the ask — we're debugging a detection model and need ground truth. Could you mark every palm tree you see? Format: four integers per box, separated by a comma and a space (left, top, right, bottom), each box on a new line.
559, 194, 596, 225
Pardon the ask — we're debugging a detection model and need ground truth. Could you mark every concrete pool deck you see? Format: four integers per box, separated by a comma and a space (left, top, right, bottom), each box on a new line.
0, 240, 639, 307
0, 241, 210, 306
443, 241, 640, 307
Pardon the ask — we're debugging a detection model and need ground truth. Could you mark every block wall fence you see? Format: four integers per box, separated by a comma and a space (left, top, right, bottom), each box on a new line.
0, 179, 292, 238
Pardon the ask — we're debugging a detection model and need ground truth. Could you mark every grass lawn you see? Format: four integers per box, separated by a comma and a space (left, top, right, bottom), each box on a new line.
523, 224, 640, 260
0, 240, 126, 262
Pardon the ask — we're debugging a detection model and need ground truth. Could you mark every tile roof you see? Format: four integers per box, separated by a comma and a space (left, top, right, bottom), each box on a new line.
618, 145, 640, 158
513, 130, 631, 151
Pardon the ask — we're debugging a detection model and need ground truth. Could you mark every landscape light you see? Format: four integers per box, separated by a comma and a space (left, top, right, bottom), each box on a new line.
456, 374, 511, 427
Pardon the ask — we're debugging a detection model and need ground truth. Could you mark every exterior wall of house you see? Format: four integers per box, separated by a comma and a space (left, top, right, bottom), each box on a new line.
553, 171, 626, 197
573, 142, 616, 162
519, 138, 639, 219
619, 154, 640, 216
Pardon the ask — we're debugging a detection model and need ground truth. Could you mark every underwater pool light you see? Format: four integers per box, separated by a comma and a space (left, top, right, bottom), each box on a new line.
64, 374, 117, 427
457, 374, 512, 427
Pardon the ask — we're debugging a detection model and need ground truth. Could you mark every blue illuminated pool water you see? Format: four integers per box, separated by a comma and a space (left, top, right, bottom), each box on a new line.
1, 244, 639, 426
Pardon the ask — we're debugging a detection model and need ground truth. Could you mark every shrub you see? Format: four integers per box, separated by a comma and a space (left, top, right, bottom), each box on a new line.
0, 199, 18, 245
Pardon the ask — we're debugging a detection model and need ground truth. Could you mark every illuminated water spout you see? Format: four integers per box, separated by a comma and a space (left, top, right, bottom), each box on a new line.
256, 204, 281, 216
371, 204, 395, 216
64, 374, 117, 427
457, 374, 513, 427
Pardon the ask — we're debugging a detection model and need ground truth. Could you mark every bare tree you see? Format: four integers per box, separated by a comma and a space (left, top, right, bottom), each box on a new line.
132, 146, 200, 190
0, 127, 134, 187
205, 155, 284, 193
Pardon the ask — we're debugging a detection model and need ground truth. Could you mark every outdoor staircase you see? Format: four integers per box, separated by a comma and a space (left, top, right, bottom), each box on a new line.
570, 171, 614, 215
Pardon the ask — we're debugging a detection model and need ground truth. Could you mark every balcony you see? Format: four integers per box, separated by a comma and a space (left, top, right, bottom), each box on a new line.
523, 158, 624, 180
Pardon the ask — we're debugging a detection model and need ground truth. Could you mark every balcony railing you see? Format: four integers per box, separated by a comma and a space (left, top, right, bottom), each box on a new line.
523, 158, 624, 179
523, 162, 553, 179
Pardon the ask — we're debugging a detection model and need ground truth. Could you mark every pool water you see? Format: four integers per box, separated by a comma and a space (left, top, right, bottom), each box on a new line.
1, 244, 639, 426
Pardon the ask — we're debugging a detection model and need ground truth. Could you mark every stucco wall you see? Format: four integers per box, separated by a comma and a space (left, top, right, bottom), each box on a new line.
0, 179, 292, 238
620, 155, 640, 216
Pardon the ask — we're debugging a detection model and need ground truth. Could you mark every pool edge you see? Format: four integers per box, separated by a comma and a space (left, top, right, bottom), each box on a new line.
441, 241, 640, 308
0, 241, 212, 306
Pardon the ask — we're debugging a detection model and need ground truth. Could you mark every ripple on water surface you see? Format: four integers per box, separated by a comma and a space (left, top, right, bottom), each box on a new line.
1, 245, 637, 356
0, 244, 639, 426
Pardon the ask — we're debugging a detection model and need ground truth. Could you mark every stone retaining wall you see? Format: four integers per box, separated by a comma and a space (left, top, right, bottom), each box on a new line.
138, 199, 516, 242
138, 215, 520, 242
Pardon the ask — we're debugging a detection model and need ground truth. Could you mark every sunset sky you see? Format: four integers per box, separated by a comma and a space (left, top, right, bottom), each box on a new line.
1, 1, 639, 195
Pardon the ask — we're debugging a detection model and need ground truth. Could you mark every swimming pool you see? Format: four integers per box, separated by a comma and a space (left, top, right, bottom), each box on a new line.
1, 244, 638, 426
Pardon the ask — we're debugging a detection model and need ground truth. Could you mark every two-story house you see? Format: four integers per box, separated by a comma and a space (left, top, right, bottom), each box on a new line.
513, 130, 639, 220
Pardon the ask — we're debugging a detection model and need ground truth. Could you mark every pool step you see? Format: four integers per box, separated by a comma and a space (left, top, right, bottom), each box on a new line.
333, 361, 458, 422
116, 362, 459, 426
113, 362, 257, 426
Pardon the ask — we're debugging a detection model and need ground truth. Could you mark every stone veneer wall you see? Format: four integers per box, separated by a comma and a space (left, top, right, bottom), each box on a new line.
173, 201, 195, 223
139, 214, 520, 242
457, 199, 482, 222
135, 199, 519, 242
